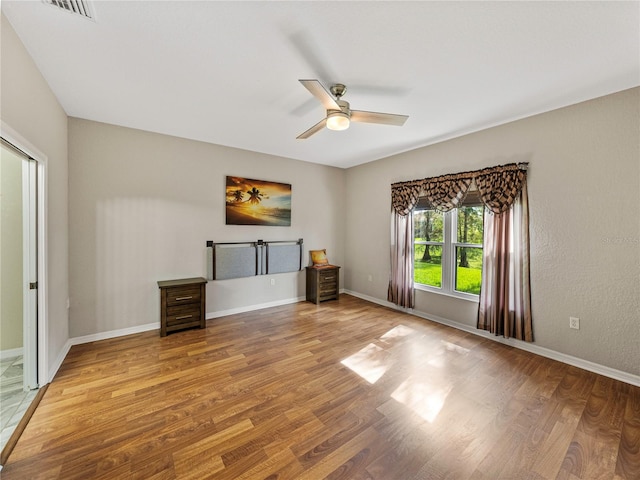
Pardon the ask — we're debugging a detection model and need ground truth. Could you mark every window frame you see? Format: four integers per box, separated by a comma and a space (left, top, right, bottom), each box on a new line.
413, 206, 484, 303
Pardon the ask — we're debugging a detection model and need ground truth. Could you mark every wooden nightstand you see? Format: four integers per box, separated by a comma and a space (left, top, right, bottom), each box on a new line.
306, 265, 340, 304
157, 277, 207, 336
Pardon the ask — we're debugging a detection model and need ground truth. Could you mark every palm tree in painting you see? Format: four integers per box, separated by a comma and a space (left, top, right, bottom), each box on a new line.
246, 187, 264, 205
233, 190, 244, 202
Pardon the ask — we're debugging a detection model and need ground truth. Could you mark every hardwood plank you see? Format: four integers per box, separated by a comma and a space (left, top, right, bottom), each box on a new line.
615, 386, 640, 478
296, 426, 383, 480
557, 429, 619, 479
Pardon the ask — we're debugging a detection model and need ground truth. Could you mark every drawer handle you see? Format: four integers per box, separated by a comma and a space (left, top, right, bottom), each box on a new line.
175, 296, 193, 301
175, 314, 193, 320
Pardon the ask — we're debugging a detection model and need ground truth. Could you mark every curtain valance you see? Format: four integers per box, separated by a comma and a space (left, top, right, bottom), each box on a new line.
391, 163, 528, 215
391, 180, 424, 215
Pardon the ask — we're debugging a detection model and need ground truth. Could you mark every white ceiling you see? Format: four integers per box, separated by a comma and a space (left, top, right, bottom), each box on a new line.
3, 1, 639, 168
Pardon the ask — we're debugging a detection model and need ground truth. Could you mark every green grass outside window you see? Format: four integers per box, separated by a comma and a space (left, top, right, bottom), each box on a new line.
414, 254, 482, 295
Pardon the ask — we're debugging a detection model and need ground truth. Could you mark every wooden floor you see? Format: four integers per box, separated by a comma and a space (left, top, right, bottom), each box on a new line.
2, 294, 639, 479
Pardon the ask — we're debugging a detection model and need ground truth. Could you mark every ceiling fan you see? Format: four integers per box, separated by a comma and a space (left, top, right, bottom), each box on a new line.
296, 79, 409, 139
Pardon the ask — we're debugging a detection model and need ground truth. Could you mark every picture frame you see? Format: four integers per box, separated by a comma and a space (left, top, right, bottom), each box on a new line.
225, 176, 291, 226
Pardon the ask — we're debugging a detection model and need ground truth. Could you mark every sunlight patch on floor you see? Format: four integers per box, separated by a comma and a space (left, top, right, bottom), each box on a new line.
391, 377, 452, 423
380, 324, 415, 342
341, 343, 389, 384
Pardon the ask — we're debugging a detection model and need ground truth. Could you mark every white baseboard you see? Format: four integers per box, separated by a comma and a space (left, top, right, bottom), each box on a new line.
48, 339, 72, 383
0, 347, 24, 360
343, 290, 398, 310
207, 296, 306, 319
344, 289, 640, 387
69, 322, 160, 346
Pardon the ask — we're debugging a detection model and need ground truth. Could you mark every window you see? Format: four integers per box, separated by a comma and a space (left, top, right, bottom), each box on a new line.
413, 201, 484, 299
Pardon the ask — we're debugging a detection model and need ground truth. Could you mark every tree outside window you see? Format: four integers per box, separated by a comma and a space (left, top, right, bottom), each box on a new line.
413, 204, 484, 297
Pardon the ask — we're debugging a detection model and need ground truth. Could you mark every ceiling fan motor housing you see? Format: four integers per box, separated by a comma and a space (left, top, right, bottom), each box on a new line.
330, 83, 347, 99
331, 99, 351, 116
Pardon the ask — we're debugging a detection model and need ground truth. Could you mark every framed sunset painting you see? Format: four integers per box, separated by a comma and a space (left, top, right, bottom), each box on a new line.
225, 176, 292, 226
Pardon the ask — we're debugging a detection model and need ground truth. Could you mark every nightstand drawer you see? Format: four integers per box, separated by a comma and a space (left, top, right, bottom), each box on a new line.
166, 285, 201, 306
318, 292, 337, 303
166, 305, 201, 327
319, 272, 337, 284
319, 282, 337, 294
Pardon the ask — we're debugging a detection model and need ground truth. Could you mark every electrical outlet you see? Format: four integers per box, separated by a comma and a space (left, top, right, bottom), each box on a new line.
569, 317, 580, 330
270, 278, 276, 286
368, 275, 373, 282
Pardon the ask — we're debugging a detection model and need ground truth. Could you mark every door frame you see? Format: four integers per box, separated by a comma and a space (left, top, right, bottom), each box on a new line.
22, 157, 38, 389
1, 121, 49, 388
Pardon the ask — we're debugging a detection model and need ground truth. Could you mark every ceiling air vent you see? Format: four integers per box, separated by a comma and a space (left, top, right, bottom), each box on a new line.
44, 0, 94, 21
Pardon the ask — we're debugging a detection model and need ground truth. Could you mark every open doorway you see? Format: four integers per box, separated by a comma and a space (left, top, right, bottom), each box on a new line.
0, 138, 39, 454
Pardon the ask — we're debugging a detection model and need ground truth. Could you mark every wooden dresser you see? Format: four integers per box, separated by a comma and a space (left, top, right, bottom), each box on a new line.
157, 277, 207, 336
306, 265, 340, 304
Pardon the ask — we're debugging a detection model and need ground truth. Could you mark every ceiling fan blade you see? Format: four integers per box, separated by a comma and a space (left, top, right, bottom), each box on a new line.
299, 79, 340, 111
350, 110, 409, 126
296, 118, 326, 139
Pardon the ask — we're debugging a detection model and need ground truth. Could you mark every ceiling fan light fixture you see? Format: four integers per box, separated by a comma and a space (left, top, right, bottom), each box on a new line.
326, 111, 350, 131
296, 80, 408, 139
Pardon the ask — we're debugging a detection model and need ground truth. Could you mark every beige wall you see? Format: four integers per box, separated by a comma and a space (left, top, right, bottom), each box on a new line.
0, 146, 23, 351
68, 119, 345, 337
1, 13, 69, 373
345, 87, 640, 376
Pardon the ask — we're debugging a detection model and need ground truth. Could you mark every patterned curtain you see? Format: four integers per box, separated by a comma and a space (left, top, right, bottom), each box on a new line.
423, 176, 472, 212
475, 165, 526, 214
391, 180, 424, 216
387, 211, 414, 308
477, 181, 533, 341
388, 181, 425, 308
388, 163, 530, 325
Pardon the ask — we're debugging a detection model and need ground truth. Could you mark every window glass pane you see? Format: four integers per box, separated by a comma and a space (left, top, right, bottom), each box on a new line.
456, 206, 484, 244
414, 244, 442, 288
455, 246, 483, 295
413, 209, 444, 243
